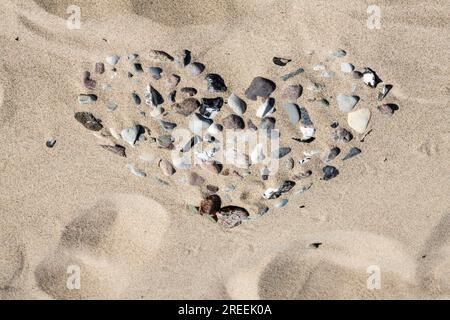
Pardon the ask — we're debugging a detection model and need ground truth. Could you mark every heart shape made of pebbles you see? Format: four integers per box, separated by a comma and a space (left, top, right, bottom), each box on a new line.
74, 49, 398, 229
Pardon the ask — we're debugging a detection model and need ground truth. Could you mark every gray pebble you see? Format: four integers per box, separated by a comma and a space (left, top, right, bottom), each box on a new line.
245, 77, 276, 101
342, 147, 361, 160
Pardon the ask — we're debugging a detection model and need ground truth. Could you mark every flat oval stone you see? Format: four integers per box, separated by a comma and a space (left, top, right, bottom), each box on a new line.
160, 120, 177, 131
245, 77, 276, 101
273, 57, 291, 66
101, 144, 126, 157
127, 164, 146, 177
145, 85, 164, 107
78, 94, 97, 105
228, 93, 247, 115
259, 117, 276, 131
74, 112, 103, 131
251, 143, 266, 164
207, 123, 223, 135
174, 98, 200, 116
283, 103, 300, 125
200, 160, 223, 174
274, 199, 289, 208
336, 95, 359, 112
348, 108, 371, 133
340, 63, 355, 73
205, 74, 227, 93
223, 114, 245, 130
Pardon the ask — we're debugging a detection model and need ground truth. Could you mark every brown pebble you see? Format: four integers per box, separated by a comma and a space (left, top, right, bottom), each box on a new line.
100, 144, 126, 157
180, 87, 198, 97
95, 62, 105, 74
188, 172, 205, 186
159, 159, 176, 176
217, 206, 249, 228
281, 84, 302, 100
200, 195, 222, 216
206, 185, 219, 194
223, 114, 245, 130
174, 98, 200, 116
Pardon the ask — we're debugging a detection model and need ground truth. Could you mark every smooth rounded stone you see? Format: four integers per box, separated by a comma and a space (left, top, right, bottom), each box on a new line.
168, 90, 177, 104
200, 97, 223, 119
200, 195, 222, 216
95, 62, 105, 74
149, 50, 173, 62
126, 164, 146, 178
206, 185, 219, 194
132, 92, 141, 105
362, 68, 381, 88
256, 97, 276, 118
101, 144, 127, 157
336, 95, 360, 112
205, 74, 227, 93
200, 160, 223, 174
343, 147, 362, 161
174, 98, 200, 116
274, 199, 289, 209
273, 57, 291, 66
245, 77, 276, 101
74, 112, 103, 131
378, 104, 394, 116
223, 114, 245, 130
228, 93, 247, 115
281, 85, 302, 100
322, 166, 339, 181
207, 123, 223, 135
332, 128, 353, 143
189, 113, 213, 134
188, 172, 205, 186
46, 138, 56, 148
180, 87, 198, 97
78, 94, 97, 105
144, 85, 164, 107
340, 63, 355, 73
272, 147, 291, 159
106, 54, 120, 66
323, 147, 341, 162
251, 143, 266, 164
317, 98, 330, 108
217, 206, 249, 229
348, 108, 371, 133
121, 125, 139, 146
166, 74, 181, 89
160, 120, 177, 131
186, 62, 205, 76
283, 103, 300, 125
159, 159, 176, 176
147, 67, 163, 80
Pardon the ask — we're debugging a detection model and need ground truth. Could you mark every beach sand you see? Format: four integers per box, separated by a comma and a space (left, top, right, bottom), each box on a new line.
0, 0, 449, 299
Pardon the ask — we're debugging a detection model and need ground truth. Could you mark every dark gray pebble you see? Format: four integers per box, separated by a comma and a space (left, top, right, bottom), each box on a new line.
273, 57, 292, 66
322, 166, 339, 181
342, 147, 361, 160
74, 112, 103, 131
245, 77, 276, 101
205, 74, 227, 92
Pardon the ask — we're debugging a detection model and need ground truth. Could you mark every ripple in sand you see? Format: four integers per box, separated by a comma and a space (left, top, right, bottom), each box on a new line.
34, 193, 168, 299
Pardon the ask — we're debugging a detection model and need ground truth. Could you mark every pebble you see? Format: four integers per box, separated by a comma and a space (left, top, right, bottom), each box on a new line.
127, 164, 146, 177
362, 68, 381, 88
330, 121, 339, 128
176, 49, 191, 67
228, 93, 247, 115
272, 147, 291, 159
181, 135, 202, 152
263, 180, 296, 199
336, 95, 360, 112
285, 157, 295, 170
256, 97, 276, 118
283, 103, 300, 125
292, 170, 312, 180
106, 55, 120, 66
207, 123, 223, 135
132, 92, 141, 105
247, 119, 258, 131
317, 98, 330, 108
186, 62, 205, 76
166, 74, 180, 89
259, 117, 276, 133
280, 67, 305, 81
127, 53, 139, 61
322, 166, 339, 181
332, 128, 353, 143
295, 183, 313, 195
148, 67, 163, 80
223, 114, 245, 130
206, 185, 219, 194
245, 77, 276, 101
378, 84, 393, 101
200, 195, 222, 216
46, 139, 56, 148
313, 63, 326, 71
95, 62, 105, 74
121, 125, 140, 146
281, 85, 302, 100
158, 135, 175, 149
299, 106, 314, 127
200, 97, 223, 119
188, 172, 205, 186
200, 160, 223, 174
160, 120, 177, 131
205, 74, 227, 92
149, 50, 173, 62
107, 101, 118, 112
217, 206, 249, 228
151, 106, 165, 118
273, 57, 291, 66
348, 108, 371, 133
340, 63, 355, 73
78, 94, 98, 105
332, 49, 346, 58
174, 98, 200, 116
251, 143, 266, 164
323, 147, 341, 162
82, 72, 97, 90
378, 103, 395, 116
180, 87, 198, 97
74, 112, 103, 131
189, 113, 213, 134
145, 85, 164, 107
159, 159, 176, 176
133, 63, 144, 73
274, 199, 289, 208
168, 90, 177, 104
101, 144, 126, 157
343, 147, 361, 161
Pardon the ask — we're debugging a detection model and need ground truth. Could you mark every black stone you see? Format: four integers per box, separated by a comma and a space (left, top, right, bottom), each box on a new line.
200, 97, 223, 119
272, 57, 291, 66
245, 77, 276, 101
322, 166, 339, 181
205, 74, 227, 92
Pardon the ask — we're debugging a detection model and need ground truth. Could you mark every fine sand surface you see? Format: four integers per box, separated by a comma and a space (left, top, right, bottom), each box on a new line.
0, 0, 449, 299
